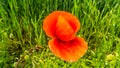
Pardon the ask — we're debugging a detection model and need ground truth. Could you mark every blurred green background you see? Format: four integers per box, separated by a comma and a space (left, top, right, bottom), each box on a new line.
0, 0, 120, 68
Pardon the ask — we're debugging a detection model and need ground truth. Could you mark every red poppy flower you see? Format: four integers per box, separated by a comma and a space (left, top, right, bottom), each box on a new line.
43, 11, 88, 62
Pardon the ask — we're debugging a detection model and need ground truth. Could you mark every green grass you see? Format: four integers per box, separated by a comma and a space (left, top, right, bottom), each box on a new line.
0, 0, 120, 68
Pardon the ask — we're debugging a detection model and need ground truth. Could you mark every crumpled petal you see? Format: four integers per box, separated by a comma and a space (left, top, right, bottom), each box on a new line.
48, 37, 88, 62
43, 11, 60, 38
43, 11, 80, 38
60, 11, 80, 33
56, 15, 75, 41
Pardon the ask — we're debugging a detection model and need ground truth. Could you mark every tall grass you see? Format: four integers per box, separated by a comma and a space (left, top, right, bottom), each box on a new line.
0, 0, 120, 68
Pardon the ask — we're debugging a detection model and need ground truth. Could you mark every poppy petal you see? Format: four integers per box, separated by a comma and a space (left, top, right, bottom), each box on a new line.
56, 15, 75, 41
43, 11, 60, 38
43, 11, 80, 38
48, 37, 88, 62
60, 11, 80, 33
